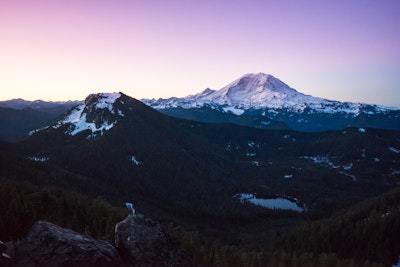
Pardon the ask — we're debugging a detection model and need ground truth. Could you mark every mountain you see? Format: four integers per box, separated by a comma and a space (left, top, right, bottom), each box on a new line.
2, 91, 400, 266
142, 73, 400, 131
0, 99, 82, 141
21, 92, 400, 217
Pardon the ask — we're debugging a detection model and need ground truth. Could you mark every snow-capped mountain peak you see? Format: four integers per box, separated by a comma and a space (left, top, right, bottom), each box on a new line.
143, 72, 330, 112
84, 92, 121, 110
203, 73, 309, 108
222, 73, 291, 94
141, 73, 400, 131
55, 92, 124, 136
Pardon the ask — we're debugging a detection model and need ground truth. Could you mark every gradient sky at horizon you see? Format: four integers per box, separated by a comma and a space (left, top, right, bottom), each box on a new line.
1, 0, 399, 106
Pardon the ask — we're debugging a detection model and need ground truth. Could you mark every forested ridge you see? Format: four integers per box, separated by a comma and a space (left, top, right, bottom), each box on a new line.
0, 179, 126, 241
0, 179, 399, 266
273, 187, 400, 266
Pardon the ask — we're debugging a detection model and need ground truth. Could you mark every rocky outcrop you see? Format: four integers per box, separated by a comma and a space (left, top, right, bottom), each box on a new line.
4, 220, 121, 267
3, 213, 193, 267
115, 214, 193, 267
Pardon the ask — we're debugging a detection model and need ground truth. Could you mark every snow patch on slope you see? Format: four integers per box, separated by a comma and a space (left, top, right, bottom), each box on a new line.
301, 155, 357, 181
59, 93, 122, 136
29, 156, 49, 162
222, 106, 245, 115
130, 155, 142, 166
301, 155, 340, 169
92, 93, 120, 110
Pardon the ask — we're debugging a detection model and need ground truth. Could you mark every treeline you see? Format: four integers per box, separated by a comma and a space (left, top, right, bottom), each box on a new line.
1, 178, 398, 267
273, 187, 400, 266
172, 188, 400, 267
0, 179, 126, 241
174, 228, 385, 267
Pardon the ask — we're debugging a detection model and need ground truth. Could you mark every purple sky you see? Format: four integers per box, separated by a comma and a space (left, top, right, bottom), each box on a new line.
1, 0, 399, 105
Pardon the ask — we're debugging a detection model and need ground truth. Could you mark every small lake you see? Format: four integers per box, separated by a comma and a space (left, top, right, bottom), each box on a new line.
233, 193, 304, 212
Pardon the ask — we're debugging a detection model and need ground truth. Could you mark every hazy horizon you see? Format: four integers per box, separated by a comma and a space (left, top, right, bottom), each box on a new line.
1, 0, 399, 106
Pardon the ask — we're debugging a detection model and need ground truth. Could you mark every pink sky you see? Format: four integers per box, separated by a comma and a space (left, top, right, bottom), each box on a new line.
1, 0, 399, 105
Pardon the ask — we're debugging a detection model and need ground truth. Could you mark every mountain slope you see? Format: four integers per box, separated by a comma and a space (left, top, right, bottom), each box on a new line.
3, 91, 399, 266
142, 73, 400, 131
0, 99, 81, 141
0, 107, 62, 142
23, 92, 243, 218
274, 187, 400, 266
22, 92, 399, 218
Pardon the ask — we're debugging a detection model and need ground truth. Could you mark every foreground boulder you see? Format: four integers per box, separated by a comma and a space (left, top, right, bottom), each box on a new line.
115, 214, 193, 267
5, 220, 121, 267
3, 203, 194, 266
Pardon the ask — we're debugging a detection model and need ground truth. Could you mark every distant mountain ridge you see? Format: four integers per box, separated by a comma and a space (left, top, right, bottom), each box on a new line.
0, 99, 82, 141
0, 98, 81, 111
2, 73, 399, 137
142, 73, 400, 131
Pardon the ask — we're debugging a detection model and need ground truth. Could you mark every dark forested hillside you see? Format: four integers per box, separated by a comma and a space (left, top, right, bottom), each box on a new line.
1, 178, 398, 267
1, 93, 399, 266
0, 99, 80, 141
0, 107, 60, 141
0, 179, 126, 241
18, 94, 400, 224
272, 187, 400, 267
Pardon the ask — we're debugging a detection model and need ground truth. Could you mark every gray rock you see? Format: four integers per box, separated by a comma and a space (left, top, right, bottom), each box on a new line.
5, 220, 121, 267
115, 214, 193, 267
